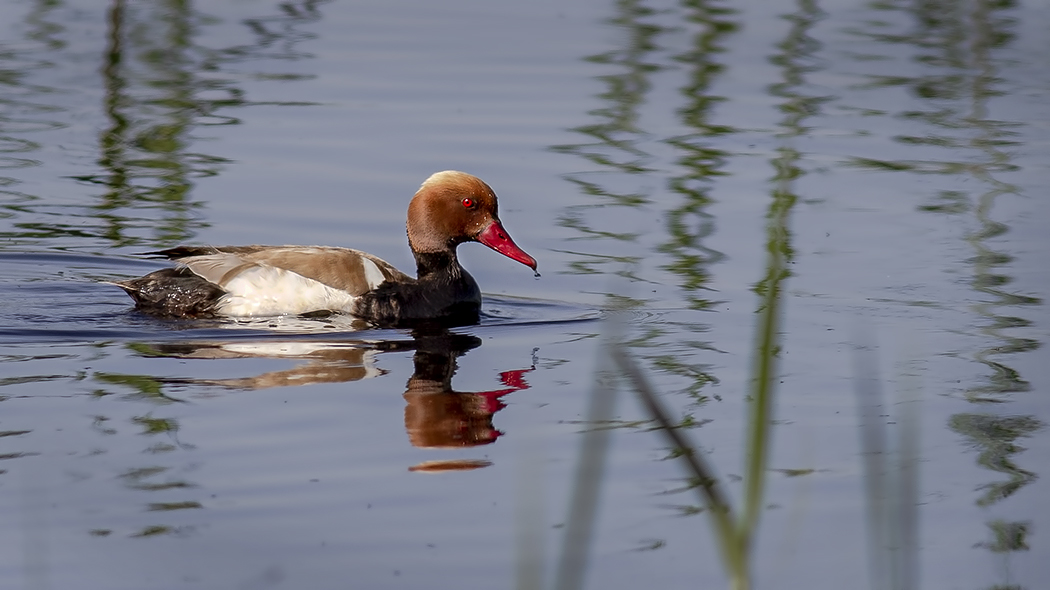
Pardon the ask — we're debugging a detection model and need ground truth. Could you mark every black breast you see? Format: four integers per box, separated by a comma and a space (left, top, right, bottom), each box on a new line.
352, 260, 482, 329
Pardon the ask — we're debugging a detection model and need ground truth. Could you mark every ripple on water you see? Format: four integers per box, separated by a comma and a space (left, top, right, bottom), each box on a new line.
0, 157, 42, 169
0, 251, 601, 345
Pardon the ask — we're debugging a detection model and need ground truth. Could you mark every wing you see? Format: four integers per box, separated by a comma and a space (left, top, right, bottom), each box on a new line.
158, 245, 413, 296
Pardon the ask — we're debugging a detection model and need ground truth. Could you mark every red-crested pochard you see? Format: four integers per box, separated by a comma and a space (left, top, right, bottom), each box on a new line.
114, 171, 537, 326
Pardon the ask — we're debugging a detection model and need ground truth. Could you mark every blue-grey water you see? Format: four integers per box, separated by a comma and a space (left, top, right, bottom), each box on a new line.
1, 0, 1048, 589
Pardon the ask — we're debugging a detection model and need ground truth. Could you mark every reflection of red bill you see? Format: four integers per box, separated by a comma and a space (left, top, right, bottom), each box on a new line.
408, 459, 493, 473
476, 367, 535, 413
477, 221, 537, 271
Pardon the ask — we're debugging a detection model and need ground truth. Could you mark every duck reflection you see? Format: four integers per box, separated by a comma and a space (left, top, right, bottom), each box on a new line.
403, 330, 533, 450
134, 328, 535, 456
139, 339, 386, 389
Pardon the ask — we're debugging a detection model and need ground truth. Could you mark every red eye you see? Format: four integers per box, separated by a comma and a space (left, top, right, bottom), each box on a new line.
462, 198, 475, 208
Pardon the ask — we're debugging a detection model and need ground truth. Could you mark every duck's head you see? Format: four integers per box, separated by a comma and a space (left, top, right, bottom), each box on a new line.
407, 171, 537, 271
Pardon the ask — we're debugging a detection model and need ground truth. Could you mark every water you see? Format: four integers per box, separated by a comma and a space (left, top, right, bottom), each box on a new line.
1, 0, 1048, 588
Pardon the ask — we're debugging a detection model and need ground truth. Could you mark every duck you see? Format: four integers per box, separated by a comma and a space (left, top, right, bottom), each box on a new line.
114, 171, 537, 327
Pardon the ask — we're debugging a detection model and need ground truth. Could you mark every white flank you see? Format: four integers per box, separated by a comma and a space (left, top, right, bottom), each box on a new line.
215, 265, 358, 317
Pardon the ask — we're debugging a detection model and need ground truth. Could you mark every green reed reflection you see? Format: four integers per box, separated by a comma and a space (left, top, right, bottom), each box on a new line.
949, 413, 1040, 507
551, 0, 662, 175
0, 1, 62, 209
553, 0, 827, 587
0, 0, 323, 251
549, 8, 674, 583
550, 0, 666, 280
647, 1, 736, 402
551, 0, 742, 585
846, 0, 1038, 402
620, 4, 820, 581
554, 0, 736, 403
845, 2, 1040, 586
92, 0, 211, 246
95, 364, 197, 536
0, 1, 331, 549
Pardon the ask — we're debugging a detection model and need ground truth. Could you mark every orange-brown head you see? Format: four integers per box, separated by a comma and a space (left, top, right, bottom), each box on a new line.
406, 171, 537, 271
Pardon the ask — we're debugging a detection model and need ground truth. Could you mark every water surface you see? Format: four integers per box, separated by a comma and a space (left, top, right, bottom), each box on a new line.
1, 1, 1048, 589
